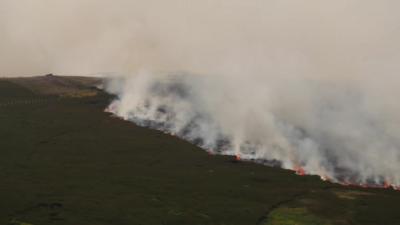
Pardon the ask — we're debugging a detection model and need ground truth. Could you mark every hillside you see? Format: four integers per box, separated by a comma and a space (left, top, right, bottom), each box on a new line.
2, 74, 102, 97
0, 77, 399, 225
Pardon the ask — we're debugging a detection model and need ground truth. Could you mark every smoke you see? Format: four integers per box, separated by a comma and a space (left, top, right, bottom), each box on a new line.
2, 1, 400, 186
106, 71, 400, 187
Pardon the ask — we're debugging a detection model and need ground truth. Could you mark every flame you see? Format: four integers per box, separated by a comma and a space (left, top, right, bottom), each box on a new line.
292, 166, 399, 191
133, 120, 398, 190
384, 181, 391, 189
235, 154, 241, 161
294, 166, 306, 176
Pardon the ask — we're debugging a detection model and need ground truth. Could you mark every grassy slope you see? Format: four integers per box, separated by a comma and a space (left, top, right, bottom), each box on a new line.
0, 80, 399, 225
3, 75, 102, 96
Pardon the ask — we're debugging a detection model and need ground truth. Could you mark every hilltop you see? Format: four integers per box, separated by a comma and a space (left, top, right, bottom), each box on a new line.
1, 74, 102, 97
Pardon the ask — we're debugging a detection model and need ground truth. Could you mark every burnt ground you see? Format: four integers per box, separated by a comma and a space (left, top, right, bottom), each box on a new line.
0, 77, 400, 225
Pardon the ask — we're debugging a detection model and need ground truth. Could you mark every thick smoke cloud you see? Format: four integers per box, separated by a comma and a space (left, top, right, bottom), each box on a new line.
107, 72, 400, 186
2, 1, 400, 186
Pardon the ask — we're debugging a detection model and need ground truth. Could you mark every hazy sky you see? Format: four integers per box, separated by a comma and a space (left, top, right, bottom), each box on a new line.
1, 0, 399, 77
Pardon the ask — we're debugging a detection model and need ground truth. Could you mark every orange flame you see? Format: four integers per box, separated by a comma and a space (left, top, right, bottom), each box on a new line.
294, 166, 306, 176
384, 181, 391, 189
235, 154, 241, 161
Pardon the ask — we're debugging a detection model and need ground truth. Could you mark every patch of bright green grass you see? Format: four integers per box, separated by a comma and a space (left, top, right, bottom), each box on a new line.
9, 219, 34, 225
266, 207, 330, 225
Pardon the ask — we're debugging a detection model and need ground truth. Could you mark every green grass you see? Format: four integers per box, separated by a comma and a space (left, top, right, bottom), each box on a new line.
265, 207, 329, 225
1, 80, 400, 225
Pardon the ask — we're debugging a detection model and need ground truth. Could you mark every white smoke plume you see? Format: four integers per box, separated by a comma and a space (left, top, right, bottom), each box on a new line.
1, 1, 400, 187
106, 71, 400, 187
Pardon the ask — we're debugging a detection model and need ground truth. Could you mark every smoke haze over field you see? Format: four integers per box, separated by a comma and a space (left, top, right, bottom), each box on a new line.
2, 0, 400, 77
2, 1, 400, 186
